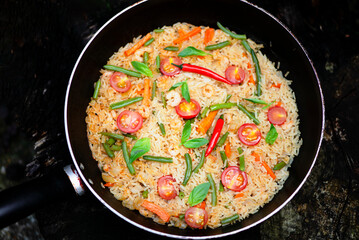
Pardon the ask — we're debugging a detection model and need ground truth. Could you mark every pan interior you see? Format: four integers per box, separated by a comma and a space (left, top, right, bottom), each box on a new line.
65, 0, 323, 238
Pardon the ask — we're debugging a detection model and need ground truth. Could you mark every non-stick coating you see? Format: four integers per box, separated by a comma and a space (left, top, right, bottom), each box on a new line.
65, 0, 324, 238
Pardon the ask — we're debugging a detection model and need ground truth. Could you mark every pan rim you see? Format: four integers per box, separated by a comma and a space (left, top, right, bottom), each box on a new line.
64, 0, 325, 238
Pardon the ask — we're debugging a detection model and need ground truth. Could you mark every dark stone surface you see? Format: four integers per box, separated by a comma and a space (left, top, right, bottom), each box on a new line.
0, 0, 358, 239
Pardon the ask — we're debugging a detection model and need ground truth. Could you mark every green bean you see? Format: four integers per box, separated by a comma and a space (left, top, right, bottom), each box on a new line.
144, 37, 154, 46
237, 103, 260, 125
154, 29, 164, 33
157, 122, 166, 136
262, 100, 275, 110
161, 91, 167, 108
219, 182, 224, 192
192, 150, 206, 173
122, 141, 135, 175
106, 138, 115, 146
205, 40, 231, 50
217, 22, 246, 40
100, 132, 125, 140
239, 155, 245, 171
179, 214, 185, 220
182, 153, 193, 186
156, 55, 161, 72
103, 65, 142, 78
123, 133, 137, 140
200, 106, 210, 119
151, 80, 157, 100
142, 190, 148, 198
164, 46, 179, 51
110, 144, 122, 151
178, 191, 185, 199
103, 143, 114, 158
207, 173, 217, 206
143, 51, 149, 65
209, 102, 236, 111
143, 155, 173, 163
225, 94, 232, 103
93, 80, 101, 99
110, 96, 143, 109
220, 214, 239, 225
237, 147, 244, 155
216, 132, 229, 149
220, 151, 228, 168
273, 161, 286, 170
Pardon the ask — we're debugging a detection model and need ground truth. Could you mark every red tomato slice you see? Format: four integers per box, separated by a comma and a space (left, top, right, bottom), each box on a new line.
157, 175, 177, 200
160, 57, 182, 76
117, 110, 143, 133
225, 66, 246, 84
185, 207, 208, 229
175, 99, 201, 119
110, 72, 131, 93
238, 123, 261, 146
221, 166, 248, 192
267, 106, 287, 125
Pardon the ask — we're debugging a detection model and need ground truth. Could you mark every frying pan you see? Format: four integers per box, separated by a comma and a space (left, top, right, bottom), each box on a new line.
0, 0, 324, 238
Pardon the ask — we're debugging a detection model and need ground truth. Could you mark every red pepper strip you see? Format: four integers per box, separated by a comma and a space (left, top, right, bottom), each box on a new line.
205, 115, 224, 157
172, 63, 234, 85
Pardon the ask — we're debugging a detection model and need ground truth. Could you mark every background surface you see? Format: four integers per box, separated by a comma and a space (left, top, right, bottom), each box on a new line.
0, 0, 358, 239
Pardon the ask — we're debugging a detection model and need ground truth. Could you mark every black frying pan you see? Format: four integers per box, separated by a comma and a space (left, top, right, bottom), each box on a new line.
0, 0, 324, 238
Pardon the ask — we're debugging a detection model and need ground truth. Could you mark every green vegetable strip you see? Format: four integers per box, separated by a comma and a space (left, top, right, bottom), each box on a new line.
106, 138, 115, 146
123, 133, 137, 140
103, 65, 142, 78
205, 40, 231, 50
220, 214, 239, 225
161, 91, 167, 108
182, 153, 193, 186
217, 22, 246, 40
216, 132, 229, 149
178, 191, 185, 199
237, 103, 260, 125
243, 98, 267, 105
143, 51, 149, 65
200, 106, 210, 119
154, 29, 164, 33
207, 173, 217, 206
144, 37, 154, 46
100, 132, 125, 140
237, 147, 244, 155
93, 80, 101, 99
143, 155, 173, 163
110, 96, 143, 109
262, 100, 275, 110
239, 155, 245, 171
156, 55, 161, 72
209, 102, 236, 111
220, 151, 228, 168
273, 161, 286, 170
142, 190, 148, 198
151, 80, 157, 100
225, 94, 232, 103
122, 141, 135, 175
219, 182, 224, 192
164, 46, 179, 51
157, 122, 166, 136
192, 150, 206, 173
179, 214, 185, 220
103, 143, 114, 158
110, 145, 122, 151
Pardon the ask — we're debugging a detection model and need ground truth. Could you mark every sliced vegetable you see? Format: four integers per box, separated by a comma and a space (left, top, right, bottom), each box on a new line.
178, 46, 210, 57
110, 72, 131, 93
178, 191, 185, 199
220, 214, 239, 225
205, 40, 231, 50
187, 182, 211, 206
244, 98, 267, 105
200, 106, 210, 119
262, 100, 275, 110
141, 200, 170, 222
225, 143, 232, 158
173, 26, 201, 44
209, 102, 236, 111
144, 37, 154, 46
131, 61, 153, 77
205, 115, 224, 157
122, 141, 135, 175
182, 153, 193, 186
225, 94, 232, 103
204, 28, 215, 45
151, 80, 157, 100
265, 124, 278, 145
129, 137, 151, 163
181, 81, 190, 103
158, 175, 178, 200
143, 78, 151, 106
273, 161, 286, 170
185, 207, 208, 229
143, 155, 173, 163
110, 96, 143, 110
216, 132, 229, 149
175, 99, 201, 119
161, 91, 167, 108
123, 133, 137, 140
238, 123, 261, 146
225, 66, 246, 84
181, 120, 192, 145
93, 80, 101, 99
221, 166, 248, 192
143, 51, 149, 65
238, 147, 245, 171
267, 106, 287, 125
261, 160, 276, 179
103, 65, 142, 78
207, 173, 217, 206
157, 122, 166, 136
100, 132, 125, 140
237, 103, 260, 125
217, 22, 246, 40
103, 143, 114, 158
106, 138, 115, 146
220, 150, 228, 168
124, 33, 152, 56
192, 150, 206, 174
110, 145, 122, 151
234, 192, 244, 198
218, 182, 224, 192
160, 57, 182, 76
197, 110, 218, 134
154, 29, 164, 33
164, 46, 179, 51
156, 55, 161, 71
183, 138, 209, 148
117, 110, 143, 133
142, 190, 148, 198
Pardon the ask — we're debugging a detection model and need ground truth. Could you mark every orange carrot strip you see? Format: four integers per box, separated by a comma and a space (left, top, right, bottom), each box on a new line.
143, 78, 151, 106
234, 193, 244, 198
261, 161, 276, 179
204, 28, 215, 45
124, 33, 152, 57
251, 151, 261, 162
178, 29, 186, 37
271, 83, 282, 88
276, 101, 282, 106
141, 200, 170, 222
248, 74, 255, 85
225, 143, 231, 158
103, 182, 114, 187
194, 201, 206, 210
197, 110, 219, 134
173, 27, 201, 44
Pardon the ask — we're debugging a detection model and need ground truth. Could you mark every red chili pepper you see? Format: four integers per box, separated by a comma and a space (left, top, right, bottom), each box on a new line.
205, 115, 224, 157
172, 63, 233, 85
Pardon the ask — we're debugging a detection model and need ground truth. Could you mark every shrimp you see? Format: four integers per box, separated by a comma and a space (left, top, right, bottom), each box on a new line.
202, 84, 214, 97
166, 91, 181, 107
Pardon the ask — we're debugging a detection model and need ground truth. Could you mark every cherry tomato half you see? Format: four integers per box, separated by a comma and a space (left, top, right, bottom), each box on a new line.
267, 106, 287, 125
185, 207, 208, 229
225, 66, 246, 84
157, 175, 178, 200
110, 72, 131, 93
117, 110, 143, 133
238, 123, 261, 146
175, 99, 201, 119
221, 166, 248, 192
160, 57, 182, 76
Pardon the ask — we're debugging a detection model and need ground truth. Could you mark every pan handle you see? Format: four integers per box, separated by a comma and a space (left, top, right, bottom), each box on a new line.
0, 165, 85, 228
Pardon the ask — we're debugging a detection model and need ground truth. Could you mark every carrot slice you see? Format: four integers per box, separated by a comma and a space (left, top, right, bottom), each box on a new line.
251, 151, 261, 162
197, 110, 219, 134
103, 182, 114, 187
124, 33, 152, 57
271, 83, 281, 88
143, 78, 151, 106
234, 193, 244, 198
141, 200, 171, 222
204, 28, 215, 45
276, 101, 282, 107
173, 27, 201, 44
194, 201, 206, 210
178, 29, 186, 37
261, 161, 276, 180
225, 143, 231, 158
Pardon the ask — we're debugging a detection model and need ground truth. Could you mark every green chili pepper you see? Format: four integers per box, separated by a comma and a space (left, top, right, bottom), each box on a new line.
220, 214, 239, 225
100, 132, 125, 140
93, 80, 101, 99
217, 22, 246, 40
192, 150, 206, 173
110, 96, 143, 109
151, 80, 157, 100
164, 46, 179, 51
220, 151, 228, 168
103, 65, 142, 78
144, 37, 154, 46
122, 141, 135, 175
142, 155, 173, 163
157, 122, 166, 136
273, 161, 286, 170
205, 40, 231, 50
207, 173, 217, 206
216, 132, 229, 149
182, 153, 193, 186
103, 143, 114, 158
237, 103, 260, 125
161, 91, 167, 108
209, 102, 236, 111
